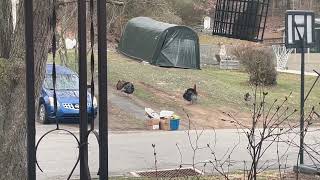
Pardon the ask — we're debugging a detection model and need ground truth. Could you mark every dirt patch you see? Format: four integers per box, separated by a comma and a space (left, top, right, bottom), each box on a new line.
108, 81, 300, 131
137, 81, 252, 129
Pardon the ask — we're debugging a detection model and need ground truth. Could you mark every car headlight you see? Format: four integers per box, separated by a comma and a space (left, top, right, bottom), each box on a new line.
48, 97, 60, 107
93, 96, 97, 108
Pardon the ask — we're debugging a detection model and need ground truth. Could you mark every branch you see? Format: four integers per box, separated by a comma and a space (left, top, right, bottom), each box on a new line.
57, 0, 124, 6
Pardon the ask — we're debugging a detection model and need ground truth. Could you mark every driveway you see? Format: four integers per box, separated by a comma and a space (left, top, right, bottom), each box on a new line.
287, 53, 320, 73
35, 125, 320, 179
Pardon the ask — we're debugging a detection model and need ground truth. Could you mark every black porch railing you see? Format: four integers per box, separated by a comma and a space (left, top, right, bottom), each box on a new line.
25, 0, 108, 179
25, 0, 36, 179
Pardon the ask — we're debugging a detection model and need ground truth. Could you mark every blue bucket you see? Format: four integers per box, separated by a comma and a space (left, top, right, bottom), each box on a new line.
170, 119, 180, 131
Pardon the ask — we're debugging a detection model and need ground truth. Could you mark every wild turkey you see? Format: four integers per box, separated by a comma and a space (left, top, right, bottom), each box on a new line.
116, 80, 134, 94
244, 92, 251, 102
116, 80, 126, 90
183, 84, 198, 104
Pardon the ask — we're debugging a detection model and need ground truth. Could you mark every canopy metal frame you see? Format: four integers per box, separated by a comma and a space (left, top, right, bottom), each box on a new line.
213, 0, 270, 42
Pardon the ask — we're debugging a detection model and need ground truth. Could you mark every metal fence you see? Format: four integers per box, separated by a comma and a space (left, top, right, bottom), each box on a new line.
25, 0, 108, 179
213, 0, 270, 42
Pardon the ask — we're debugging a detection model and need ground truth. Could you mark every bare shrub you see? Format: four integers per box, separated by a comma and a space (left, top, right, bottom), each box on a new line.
149, 86, 307, 179
124, 0, 182, 24
106, 0, 182, 43
222, 86, 298, 180
233, 46, 277, 86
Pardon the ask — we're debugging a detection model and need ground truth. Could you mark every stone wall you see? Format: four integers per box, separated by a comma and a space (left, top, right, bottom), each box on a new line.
200, 44, 239, 66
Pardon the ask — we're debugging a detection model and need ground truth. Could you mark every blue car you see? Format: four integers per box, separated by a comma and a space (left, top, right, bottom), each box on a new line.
38, 64, 98, 124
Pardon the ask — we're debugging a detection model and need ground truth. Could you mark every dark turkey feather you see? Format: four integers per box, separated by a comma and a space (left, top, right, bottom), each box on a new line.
122, 82, 134, 94
244, 92, 251, 102
183, 84, 198, 104
116, 80, 135, 94
116, 80, 126, 90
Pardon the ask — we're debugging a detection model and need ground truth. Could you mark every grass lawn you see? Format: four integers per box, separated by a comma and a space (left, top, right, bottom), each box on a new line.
107, 51, 320, 114
198, 34, 256, 46
47, 49, 320, 124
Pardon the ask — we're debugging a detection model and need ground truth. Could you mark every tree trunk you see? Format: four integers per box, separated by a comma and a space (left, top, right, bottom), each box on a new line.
0, 0, 52, 179
0, 0, 13, 58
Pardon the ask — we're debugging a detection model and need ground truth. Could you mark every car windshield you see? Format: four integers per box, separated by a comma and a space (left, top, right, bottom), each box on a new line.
44, 74, 79, 90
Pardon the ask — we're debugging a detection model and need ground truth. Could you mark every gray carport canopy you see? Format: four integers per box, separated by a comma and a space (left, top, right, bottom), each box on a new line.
118, 17, 200, 69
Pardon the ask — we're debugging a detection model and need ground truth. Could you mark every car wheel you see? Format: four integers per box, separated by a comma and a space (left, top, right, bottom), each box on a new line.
39, 104, 49, 124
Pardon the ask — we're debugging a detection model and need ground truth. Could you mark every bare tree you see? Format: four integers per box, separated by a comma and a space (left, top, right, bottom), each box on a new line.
222, 87, 298, 180
0, 0, 53, 179
149, 86, 304, 179
174, 111, 238, 180
107, 0, 126, 42
56, 2, 77, 66
0, 0, 13, 58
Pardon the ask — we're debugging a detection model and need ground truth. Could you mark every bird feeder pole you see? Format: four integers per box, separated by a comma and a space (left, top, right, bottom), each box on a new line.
285, 10, 315, 165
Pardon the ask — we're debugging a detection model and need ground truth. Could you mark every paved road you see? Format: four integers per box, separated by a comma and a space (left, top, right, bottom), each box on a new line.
89, 87, 145, 129
278, 69, 318, 76
35, 124, 320, 179
287, 53, 320, 73
108, 92, 145, 120
278, 53, 320, 76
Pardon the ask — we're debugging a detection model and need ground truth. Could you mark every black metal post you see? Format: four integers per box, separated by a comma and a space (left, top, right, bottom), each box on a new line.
78, 0, 90, 179
97, 0, 108, 179
25, 0, 36, 179
299, 36, 305, 165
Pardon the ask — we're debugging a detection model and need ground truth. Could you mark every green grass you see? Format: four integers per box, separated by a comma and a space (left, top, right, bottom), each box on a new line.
48, 50, 320, 117
198, 34, 255, 46
47, 50, 78, 72
107, 51, 320, 113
